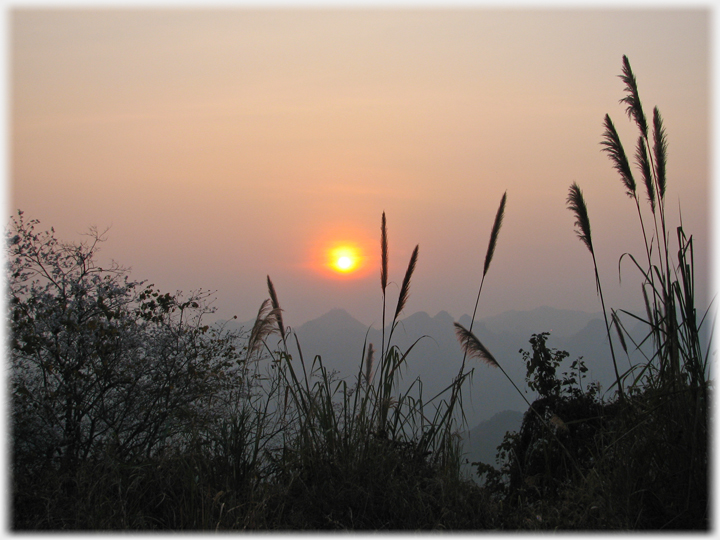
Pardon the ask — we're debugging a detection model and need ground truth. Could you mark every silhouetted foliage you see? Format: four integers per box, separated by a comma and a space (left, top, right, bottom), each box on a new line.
9, 211, 248, 528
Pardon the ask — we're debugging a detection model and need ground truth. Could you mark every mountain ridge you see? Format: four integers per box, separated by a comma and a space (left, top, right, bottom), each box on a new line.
216, 305, 648, 428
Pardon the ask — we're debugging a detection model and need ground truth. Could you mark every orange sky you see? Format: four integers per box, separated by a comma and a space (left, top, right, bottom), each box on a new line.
10, 8, 711, 327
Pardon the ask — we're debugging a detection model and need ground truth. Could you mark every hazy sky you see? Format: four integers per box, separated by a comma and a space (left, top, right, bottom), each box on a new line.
10, 8, 711, 328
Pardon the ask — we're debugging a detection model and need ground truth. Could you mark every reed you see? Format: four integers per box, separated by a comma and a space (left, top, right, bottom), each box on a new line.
567, 56, 710, 527
566, 182, 624, 401
433, 192, 507, 441
266, 275, 286, 345
380, 212, 388, 362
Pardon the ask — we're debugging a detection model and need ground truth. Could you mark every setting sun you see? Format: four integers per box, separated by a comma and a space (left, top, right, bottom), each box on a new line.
329, 245, 360, 274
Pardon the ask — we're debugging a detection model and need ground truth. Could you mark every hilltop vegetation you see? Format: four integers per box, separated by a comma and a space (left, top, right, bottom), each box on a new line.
9, 57, 710, 530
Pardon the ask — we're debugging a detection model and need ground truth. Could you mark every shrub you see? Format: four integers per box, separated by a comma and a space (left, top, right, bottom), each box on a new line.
8, 211, 248, 528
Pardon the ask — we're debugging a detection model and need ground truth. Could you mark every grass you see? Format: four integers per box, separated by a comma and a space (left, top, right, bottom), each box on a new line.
457, 55, 711, 530
10, 56, 711, 530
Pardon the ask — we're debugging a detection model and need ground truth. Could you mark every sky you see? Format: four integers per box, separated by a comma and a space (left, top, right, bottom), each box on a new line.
9, 7, 712, 329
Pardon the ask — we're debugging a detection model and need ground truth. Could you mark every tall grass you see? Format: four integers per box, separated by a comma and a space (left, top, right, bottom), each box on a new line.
592, 56, 710, 528
566, 182, 624, 401
449, 55, 710, 530
227, 212, 483, 528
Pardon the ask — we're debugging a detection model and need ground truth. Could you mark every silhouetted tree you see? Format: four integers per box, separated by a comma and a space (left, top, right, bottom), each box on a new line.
8, 211, 247, 479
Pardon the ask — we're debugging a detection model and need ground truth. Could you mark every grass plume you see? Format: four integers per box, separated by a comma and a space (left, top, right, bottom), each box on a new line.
364, 342, 374, 386
653, 107, 667, 201
601, 114, 636, 199
483, 191, 507, 278
454, 322, 498, 368
567, 182, 594, 256
620, 54, 648, 138
567, 182, 624, 401
635, 135, 655, 213
267, 275, 286, 344
246, 298, 280, 360
467, 192, 507, 334
381, 212, 388, 293
381, 212, 388, 361
393, 245, 419, 322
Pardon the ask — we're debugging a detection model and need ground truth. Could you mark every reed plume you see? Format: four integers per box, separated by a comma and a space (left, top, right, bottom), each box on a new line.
393, 245, 419, 321
364, 342, 374, 386
567, 182, 594, 256
442, 192, 507, 438
620, 54, 648, 138
601, 115, 636, 198
267, 275, 286, 343
381, 212, 388, 293
454, 322, 498, 368
653, 107, 668, 201
602, 114, 654, 266
611, 309, 629, 356
380, 212, 388, 361
467, 192, 507, 334
483, 191, 507, 278
635, 135, 655, 213
246, 298, 281, 360
567, 182, 624, 401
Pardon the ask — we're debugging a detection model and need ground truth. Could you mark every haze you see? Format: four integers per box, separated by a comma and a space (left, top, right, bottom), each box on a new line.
10, 8, 711, 329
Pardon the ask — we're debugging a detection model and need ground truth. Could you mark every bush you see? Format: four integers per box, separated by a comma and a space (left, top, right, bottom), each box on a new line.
8, 211, 248, 528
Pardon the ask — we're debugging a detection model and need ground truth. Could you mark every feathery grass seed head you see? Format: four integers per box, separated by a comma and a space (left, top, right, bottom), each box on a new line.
267, 275, 285, 341
635, 135, 655, 213
247, 299, 280, 359
393, 245, 419, 320
611, 309, 629, 355
365, 343, 374, 385
601, 114, 636, 198
620, 55, 648, 138
454, 322, 499, 368
567, 182, 594, 255
381, 212, 388, 293
653, 107, 668, 200
483, 191, 507, 277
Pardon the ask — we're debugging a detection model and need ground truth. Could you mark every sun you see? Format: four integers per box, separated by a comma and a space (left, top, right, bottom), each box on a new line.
329, 245, 361, 274
336, 255, 353, 270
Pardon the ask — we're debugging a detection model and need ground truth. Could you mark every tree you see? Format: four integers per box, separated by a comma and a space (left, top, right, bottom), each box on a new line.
8, 211, 247, 478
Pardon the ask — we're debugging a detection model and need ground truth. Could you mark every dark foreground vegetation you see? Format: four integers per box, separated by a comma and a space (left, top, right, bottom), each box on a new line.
10, 57, 710, 530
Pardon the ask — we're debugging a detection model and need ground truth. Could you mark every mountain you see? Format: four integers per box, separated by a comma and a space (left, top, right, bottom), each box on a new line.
217, 306, 646, 428
289, 307, 635, 427
481, 306, 602, 338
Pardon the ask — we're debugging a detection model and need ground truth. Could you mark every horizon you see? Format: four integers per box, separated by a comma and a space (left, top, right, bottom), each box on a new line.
223, 304, 620, 337
10, 8, 712, 329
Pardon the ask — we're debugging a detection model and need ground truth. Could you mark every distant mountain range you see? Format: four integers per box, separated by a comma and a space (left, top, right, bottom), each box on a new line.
221, 305, 651, 427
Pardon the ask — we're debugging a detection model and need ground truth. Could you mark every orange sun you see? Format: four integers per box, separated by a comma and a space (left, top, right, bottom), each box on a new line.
328, 245, 361, 274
